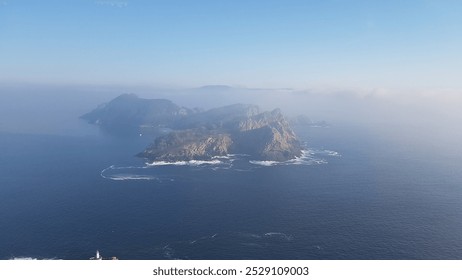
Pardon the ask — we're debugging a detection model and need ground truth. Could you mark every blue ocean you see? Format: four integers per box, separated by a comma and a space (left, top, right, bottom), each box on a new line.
1, 118, 462, 260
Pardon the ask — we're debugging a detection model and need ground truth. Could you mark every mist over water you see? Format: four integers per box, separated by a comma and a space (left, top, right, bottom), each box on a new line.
1, 84, 462, 259
2, 83, 461, 129
2, 83, 461, 160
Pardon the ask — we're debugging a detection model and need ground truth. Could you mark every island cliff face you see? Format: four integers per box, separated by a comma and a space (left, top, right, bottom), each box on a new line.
230, 109, 302, 161
140, 129, 233, 161
83, 94, 302, 162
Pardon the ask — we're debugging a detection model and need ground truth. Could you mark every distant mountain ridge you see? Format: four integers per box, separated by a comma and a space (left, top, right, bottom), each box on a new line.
82, 94, 302, 162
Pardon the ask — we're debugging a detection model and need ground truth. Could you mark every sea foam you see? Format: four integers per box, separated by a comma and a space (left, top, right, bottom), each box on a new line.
249, 150, 329, 166
107, 174, 158, 181
100, 165, 160, 181
100, 148, 340, 181
146, 159, 223, 166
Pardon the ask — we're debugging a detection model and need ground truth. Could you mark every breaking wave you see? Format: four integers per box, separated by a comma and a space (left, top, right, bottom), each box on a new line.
9, 257, 60, 260
146, 154, 246, 167
100, 165, 165, 181
249, 149, 338, 166
249, 160, 280, 166
146, 159, 223, 166
312, 149, 341, 157
100, 149, 340, 180
106, 174, 159, 181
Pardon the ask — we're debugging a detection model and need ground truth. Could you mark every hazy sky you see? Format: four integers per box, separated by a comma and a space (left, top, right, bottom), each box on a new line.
1, 0, 461, 89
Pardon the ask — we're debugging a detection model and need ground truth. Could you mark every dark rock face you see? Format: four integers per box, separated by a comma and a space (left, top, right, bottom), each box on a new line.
83, 94, 302, 162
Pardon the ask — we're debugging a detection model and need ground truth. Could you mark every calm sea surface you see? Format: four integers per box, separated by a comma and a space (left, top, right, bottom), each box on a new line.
1, 122, 462, 260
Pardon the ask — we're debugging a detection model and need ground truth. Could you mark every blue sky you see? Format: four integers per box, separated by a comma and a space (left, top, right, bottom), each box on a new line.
1, 0, 461, 89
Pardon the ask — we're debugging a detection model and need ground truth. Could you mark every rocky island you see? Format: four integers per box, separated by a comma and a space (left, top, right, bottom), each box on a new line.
82, 94, 302, 162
